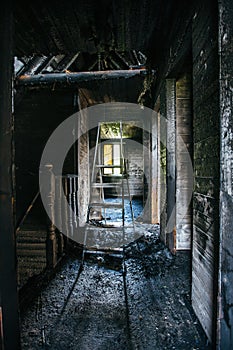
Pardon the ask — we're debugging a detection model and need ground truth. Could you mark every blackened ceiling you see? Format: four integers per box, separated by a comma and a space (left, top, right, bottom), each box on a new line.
14, 0, 176, 65
14, 0, 189, 107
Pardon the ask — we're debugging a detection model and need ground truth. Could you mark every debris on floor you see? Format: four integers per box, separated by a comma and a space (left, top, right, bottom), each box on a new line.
20, 225, 210, 350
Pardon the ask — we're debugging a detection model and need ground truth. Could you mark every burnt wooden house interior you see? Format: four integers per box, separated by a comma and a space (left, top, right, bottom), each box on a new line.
0, 0, 233, 349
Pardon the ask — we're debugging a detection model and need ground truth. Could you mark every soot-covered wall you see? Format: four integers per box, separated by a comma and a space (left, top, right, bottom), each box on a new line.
218, 0, 233, 348
156, 0, 220, 343
192, 1, 220, 342
15, 89, 75, 223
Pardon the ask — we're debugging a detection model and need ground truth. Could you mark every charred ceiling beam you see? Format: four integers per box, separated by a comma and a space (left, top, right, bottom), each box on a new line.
114, 51, 131, 69
56, 52, 80, 72
16, 54, 48, 76
16, 69, 154, 88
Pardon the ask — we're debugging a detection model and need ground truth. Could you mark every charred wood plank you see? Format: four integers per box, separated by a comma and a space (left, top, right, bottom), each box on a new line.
56, 52, 80, 72
114, 51, 131, 69
17, 54, 48, 76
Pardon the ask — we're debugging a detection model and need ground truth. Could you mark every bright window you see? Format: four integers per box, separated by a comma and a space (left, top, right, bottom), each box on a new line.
103, 144, 121, 175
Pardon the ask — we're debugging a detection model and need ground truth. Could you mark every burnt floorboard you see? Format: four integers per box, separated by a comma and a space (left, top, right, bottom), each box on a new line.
19, 227, 210, 350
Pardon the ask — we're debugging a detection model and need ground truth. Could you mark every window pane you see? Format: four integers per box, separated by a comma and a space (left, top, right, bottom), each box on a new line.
113, 144, 121, 175
103, 144, 113, 174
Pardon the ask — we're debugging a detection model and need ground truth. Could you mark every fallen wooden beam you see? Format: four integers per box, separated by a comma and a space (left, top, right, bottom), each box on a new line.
16, 69, 154, 87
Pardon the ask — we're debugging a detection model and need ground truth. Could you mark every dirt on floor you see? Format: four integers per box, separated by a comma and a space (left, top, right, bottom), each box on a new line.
19, 225, 211, 350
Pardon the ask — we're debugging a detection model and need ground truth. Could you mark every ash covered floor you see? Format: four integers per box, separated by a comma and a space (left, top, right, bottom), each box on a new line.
98, 198, 144, 224
20, 225, 210, 350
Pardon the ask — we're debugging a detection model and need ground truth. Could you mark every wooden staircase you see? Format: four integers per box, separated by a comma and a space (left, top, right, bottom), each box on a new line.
16, 226, 47, 288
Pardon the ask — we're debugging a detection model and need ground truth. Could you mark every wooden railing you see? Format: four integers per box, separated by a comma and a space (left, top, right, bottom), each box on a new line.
16, 165, 79, 271
44, 164, 79, 267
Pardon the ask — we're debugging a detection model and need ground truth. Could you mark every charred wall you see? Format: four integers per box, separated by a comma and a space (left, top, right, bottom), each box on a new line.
15, 89, 75, 223
156, 1, 193, 249
192, 1, 220, 342
156, 0, 220, 343
218, 0, 233, 348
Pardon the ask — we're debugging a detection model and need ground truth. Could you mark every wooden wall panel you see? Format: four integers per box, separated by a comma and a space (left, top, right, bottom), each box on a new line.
191, 0, 220, 342
218, 0, 233, 348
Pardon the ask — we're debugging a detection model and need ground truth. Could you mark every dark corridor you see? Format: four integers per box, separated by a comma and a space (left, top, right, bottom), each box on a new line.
1, 1, 233, 349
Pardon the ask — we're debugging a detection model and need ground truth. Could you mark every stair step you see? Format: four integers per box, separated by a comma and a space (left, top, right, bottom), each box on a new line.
17, 242, 46, 250
16, 230, 47, 245
18, 260, 46, 275
17, 230, 46, 237
18, 259, 46, 265
89, 202, 123, 209
16, 223, 46, 231
17, 237, 46, 242
18, 254, 46, 265
17, 249, 46, 257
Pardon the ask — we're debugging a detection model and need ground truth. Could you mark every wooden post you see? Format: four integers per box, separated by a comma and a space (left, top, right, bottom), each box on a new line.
62, 176, 69, 244
159, 89, 168, 245
72, 176, 78, 229
68, 176, 74, 237
151, 110, 159, 224
176, 73, 193, 250
143, 120, 151, 223
166, 79, 176, 253
44, 165, 57, 268
55, 176, 64, 258
0, 2, 21, 349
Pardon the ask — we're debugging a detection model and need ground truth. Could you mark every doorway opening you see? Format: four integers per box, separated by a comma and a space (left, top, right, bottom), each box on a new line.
90, 122, 144, 226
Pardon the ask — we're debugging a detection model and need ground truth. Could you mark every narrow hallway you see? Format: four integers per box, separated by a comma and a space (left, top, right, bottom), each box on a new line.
1, 1, 233, 349
20, 226, 209, 350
